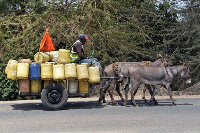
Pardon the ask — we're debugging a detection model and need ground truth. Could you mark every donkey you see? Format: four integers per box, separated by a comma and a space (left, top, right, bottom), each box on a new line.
99, 55, 172, 105
127, 64, 191, 106
119, 56, 172, 104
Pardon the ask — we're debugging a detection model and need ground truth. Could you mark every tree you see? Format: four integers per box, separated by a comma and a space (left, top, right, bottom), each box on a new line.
0, 0, 199, 100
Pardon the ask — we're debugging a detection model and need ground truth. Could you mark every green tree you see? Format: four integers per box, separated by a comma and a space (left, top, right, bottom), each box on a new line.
0, 0, 199, 100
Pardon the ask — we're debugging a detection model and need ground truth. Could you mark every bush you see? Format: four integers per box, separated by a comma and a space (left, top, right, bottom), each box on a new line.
0, 64, 20, 100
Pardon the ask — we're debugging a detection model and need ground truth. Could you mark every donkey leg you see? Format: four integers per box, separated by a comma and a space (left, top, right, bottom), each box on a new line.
124, 78, 133, 106
99, 80, 110, 103
108, 80, 118, 105
99, 88, 104, 103
130, 89, 138, 107
166, 85, 177, 106
142, 85, 147, 102
130, 80, 139, 107
116, 81, 125, 104
147, 85, 158, 105
108, 89, 118, 105
149, 85, 161, 105
124, 83, 130, 106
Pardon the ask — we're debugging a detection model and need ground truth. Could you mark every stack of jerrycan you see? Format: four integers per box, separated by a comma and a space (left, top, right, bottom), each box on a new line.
29, 63, 41, 94
66, 61, 101, 95
38, 49, 70, 89
5, 48, 101, 96
33, 51, 57, 94
17, 59, 31, 94
52, 49, 70, 87
34, 51, 54, 91
77, 64, 101, 94
33, 51, 54, 94
65, 63, 78, 94
77, 64, 89, 94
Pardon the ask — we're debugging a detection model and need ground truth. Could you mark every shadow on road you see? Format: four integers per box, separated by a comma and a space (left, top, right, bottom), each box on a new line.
11, 102, 45, 111
62, 100, 105, 110
110, 99, 193, 107
10, 98, 193, 111
10, 100, 105, 111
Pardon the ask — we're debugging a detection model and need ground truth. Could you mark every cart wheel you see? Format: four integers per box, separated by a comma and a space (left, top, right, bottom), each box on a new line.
41, 83, 67, 110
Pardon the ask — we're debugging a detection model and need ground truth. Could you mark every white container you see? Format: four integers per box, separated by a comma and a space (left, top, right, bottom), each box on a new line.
49, 51, 59, 62
68, 81, 78, 94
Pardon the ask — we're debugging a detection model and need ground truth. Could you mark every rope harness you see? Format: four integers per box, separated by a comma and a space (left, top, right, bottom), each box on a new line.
112, 62, 119, 75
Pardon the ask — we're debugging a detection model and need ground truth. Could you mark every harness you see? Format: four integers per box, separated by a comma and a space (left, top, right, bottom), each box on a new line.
112, 62, 118, 75
112, 60, 171, 78
164, 66, 169, 76
112, 62, 123, 75
140, 61, 152, 66
112, 61, 154, 75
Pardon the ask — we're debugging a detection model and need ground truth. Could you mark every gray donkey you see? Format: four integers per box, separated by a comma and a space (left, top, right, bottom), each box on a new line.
127, 64, 191, 106
99, 55, 172, 105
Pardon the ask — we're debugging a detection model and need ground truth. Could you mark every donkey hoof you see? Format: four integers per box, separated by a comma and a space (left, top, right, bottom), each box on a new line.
149, 101, 153, 106
173, 102, 177, 106
98, 98, 102, 103
132, 103, 138, 107
144, 99, 147, 103
154, 101, 159, 105
114, 102, 119, 106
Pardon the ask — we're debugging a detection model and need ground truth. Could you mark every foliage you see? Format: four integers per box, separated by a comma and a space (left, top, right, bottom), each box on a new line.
0, 64, 21, 100
0, 0, 199, 100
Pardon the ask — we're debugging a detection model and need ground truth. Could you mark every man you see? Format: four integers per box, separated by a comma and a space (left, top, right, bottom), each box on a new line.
70, 34, 102, 73
70, 34, 88, 63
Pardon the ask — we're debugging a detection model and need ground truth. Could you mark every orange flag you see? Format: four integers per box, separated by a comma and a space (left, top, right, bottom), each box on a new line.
39, 28, 55, 52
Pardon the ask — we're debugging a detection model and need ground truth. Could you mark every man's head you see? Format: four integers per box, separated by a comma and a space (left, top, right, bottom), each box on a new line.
78, 34, 88, 44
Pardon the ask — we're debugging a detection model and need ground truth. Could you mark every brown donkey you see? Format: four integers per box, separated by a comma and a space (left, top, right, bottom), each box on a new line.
99, 55, 172, 105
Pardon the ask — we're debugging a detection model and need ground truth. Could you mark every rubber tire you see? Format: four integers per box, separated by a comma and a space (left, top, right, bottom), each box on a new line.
41, 83, 67, 110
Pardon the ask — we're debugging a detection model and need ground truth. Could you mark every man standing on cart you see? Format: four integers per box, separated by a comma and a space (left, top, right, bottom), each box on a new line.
70, 34, 102, 74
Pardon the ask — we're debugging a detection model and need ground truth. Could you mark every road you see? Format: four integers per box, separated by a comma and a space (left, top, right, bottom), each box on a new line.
0, 95, 200, 133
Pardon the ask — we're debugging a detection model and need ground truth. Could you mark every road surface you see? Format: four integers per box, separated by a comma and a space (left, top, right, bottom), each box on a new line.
0, 95, 200, 133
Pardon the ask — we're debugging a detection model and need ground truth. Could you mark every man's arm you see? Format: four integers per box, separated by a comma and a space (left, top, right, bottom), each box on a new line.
75, 43, 87, 59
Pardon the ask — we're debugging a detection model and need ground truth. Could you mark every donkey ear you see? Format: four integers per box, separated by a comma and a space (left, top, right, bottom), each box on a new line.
156, 53, 162, 59
158, 53, 162, 58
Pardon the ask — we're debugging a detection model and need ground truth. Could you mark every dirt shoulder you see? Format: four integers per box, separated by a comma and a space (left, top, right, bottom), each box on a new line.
0, 82, 199, 104
0, 95, 199, 104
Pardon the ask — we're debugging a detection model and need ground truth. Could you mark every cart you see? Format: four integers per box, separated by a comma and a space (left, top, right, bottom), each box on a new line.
18, 73, 118, 110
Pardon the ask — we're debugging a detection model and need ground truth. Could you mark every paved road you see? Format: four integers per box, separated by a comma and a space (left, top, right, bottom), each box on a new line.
0, 96, 200, 133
